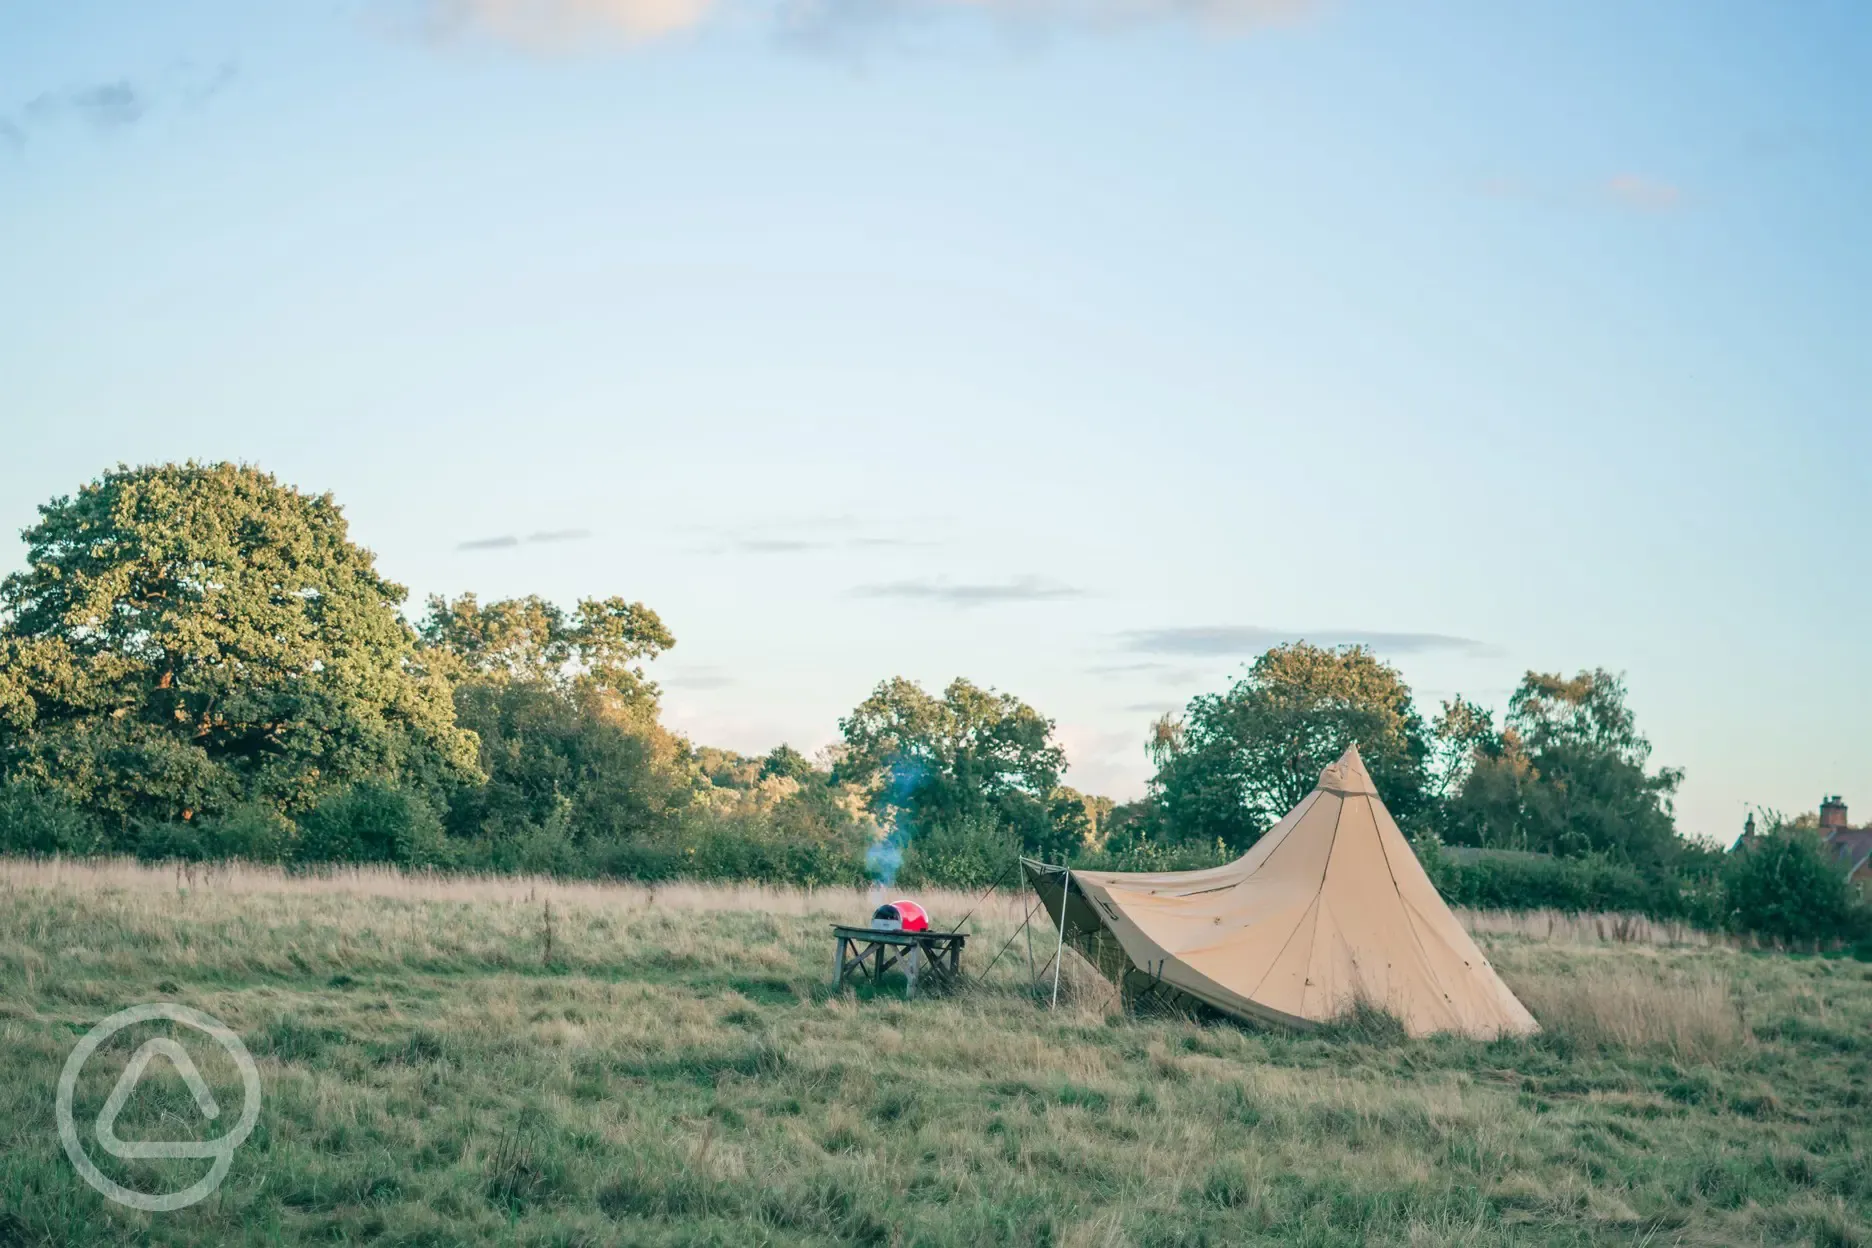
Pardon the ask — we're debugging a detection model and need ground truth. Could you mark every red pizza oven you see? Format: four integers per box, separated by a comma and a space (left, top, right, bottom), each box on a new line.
869, 899, 929, 933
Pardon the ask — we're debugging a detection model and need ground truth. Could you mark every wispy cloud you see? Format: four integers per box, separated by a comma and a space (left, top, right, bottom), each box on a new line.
25, 81, 147, 131
852, 574, 1085, 607
1122, 626, 1497, 658
683, 518, 937, 556
4, 61, 238, 151
1605, 174, 1682, 213
181, 60, 240, 106
849, 536, 928, 549
415, 0, 1321, 49
659, 665, 738, 690
456, 528, 592, 552
1087, 660, 1203, 685
1471, 172, 1687, 215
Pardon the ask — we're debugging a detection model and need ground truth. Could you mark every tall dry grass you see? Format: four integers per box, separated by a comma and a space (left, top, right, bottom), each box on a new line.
1461, 907, 1729, 948
0, 857, 1725, 947
0, 856, 1028, 924
1503, 951, 1753, 1060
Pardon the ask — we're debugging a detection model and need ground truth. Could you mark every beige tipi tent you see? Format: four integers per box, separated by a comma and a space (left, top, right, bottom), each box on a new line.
1025, 744, 1537, 1038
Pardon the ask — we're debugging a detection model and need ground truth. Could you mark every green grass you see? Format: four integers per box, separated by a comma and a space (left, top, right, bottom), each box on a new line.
0, 861, 1868, 1246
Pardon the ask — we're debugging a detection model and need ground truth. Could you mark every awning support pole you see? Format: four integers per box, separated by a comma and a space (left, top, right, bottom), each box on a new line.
1050, 865, 1070, 1010
1023, 894, 1038, 983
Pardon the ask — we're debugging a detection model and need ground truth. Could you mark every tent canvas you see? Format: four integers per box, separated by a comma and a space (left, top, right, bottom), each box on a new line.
1025, 744, 1537, 1039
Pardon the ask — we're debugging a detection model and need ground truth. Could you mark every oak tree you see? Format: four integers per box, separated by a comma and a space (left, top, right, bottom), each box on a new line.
0, 462, 479, 827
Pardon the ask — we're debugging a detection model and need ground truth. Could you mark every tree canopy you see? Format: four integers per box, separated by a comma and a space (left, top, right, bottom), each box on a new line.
0, 462, 477, 825
414, 592, 692, 859
836, 676, 1076, 857
1437, 669, 1684, 866
418, 592, 673, 712
1146, 643, 1430, 850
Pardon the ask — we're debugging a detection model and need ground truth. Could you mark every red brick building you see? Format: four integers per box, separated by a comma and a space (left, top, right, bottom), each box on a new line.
1819, 797, 1872, 897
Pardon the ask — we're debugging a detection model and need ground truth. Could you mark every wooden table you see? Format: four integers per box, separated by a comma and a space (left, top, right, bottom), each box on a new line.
830, 925, 967, 999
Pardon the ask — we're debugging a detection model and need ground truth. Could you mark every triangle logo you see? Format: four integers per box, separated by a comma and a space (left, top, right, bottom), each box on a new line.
95, 1038, 225, 1160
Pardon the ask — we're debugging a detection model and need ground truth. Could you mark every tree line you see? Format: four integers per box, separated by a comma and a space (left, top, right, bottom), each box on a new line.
0, 462, 1863, 947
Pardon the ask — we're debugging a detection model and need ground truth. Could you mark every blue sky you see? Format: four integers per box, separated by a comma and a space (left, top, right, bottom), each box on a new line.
2, 0, 1867, 841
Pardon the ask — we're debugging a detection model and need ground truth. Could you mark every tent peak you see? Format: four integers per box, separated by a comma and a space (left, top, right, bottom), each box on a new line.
1317, 743, 1378, 796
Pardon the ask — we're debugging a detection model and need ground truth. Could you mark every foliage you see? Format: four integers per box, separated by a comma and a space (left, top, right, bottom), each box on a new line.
589, 801, 873, 888
1723, 828, 1865, 946
692, 745, 763, 791
897, 814, 1022, 890
1437, 670, 1684, 867
441, 677, 695, 856
837, 677, 1077, 858
1046, 785, 1100, 853
0, 462, 479, 827
418, 592, 673, 712
1408, 829, 1870, 947
0, 780, 105, 856
1075, 831, 1234, 874
1426, 696, 1497, 802
759, 744, 817, 783
197, 802, 296, 863
1417, 846, 1721, 926
1146, 643, 1430, 851
295, 781, 449, 868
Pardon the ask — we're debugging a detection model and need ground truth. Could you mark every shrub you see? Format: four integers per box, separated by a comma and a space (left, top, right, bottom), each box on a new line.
1722, 831, 1862, 946
1074, 833, 1233, 874
132, 820, 206, 862
582, 796, 872, 888
0, 780, 105, 855
899, 815, 1021, 890
197, 802, 295, 862
1429, 851, 1655, 913
1414, 846, 1730, 927
295, 781, 449, 868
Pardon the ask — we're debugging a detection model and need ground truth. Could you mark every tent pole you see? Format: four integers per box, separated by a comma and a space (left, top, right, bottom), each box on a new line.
1023, 894, 1038, 984
1050, 865, 1070, 1009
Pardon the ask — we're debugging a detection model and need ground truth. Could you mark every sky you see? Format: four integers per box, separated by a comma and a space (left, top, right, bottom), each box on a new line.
1, 0, 1868, 843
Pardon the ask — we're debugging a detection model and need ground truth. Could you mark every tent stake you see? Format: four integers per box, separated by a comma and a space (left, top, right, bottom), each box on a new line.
1050, 865, 1070, 1009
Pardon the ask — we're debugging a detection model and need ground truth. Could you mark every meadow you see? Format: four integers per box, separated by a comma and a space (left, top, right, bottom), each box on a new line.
1, 860, 1868, 1247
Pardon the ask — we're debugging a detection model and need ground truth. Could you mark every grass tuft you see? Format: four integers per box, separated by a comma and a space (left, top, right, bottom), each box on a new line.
1509, 953, 1752, 1060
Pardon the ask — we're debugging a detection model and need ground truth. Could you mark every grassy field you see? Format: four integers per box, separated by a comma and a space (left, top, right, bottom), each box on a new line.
1, 860, 1868, 1247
